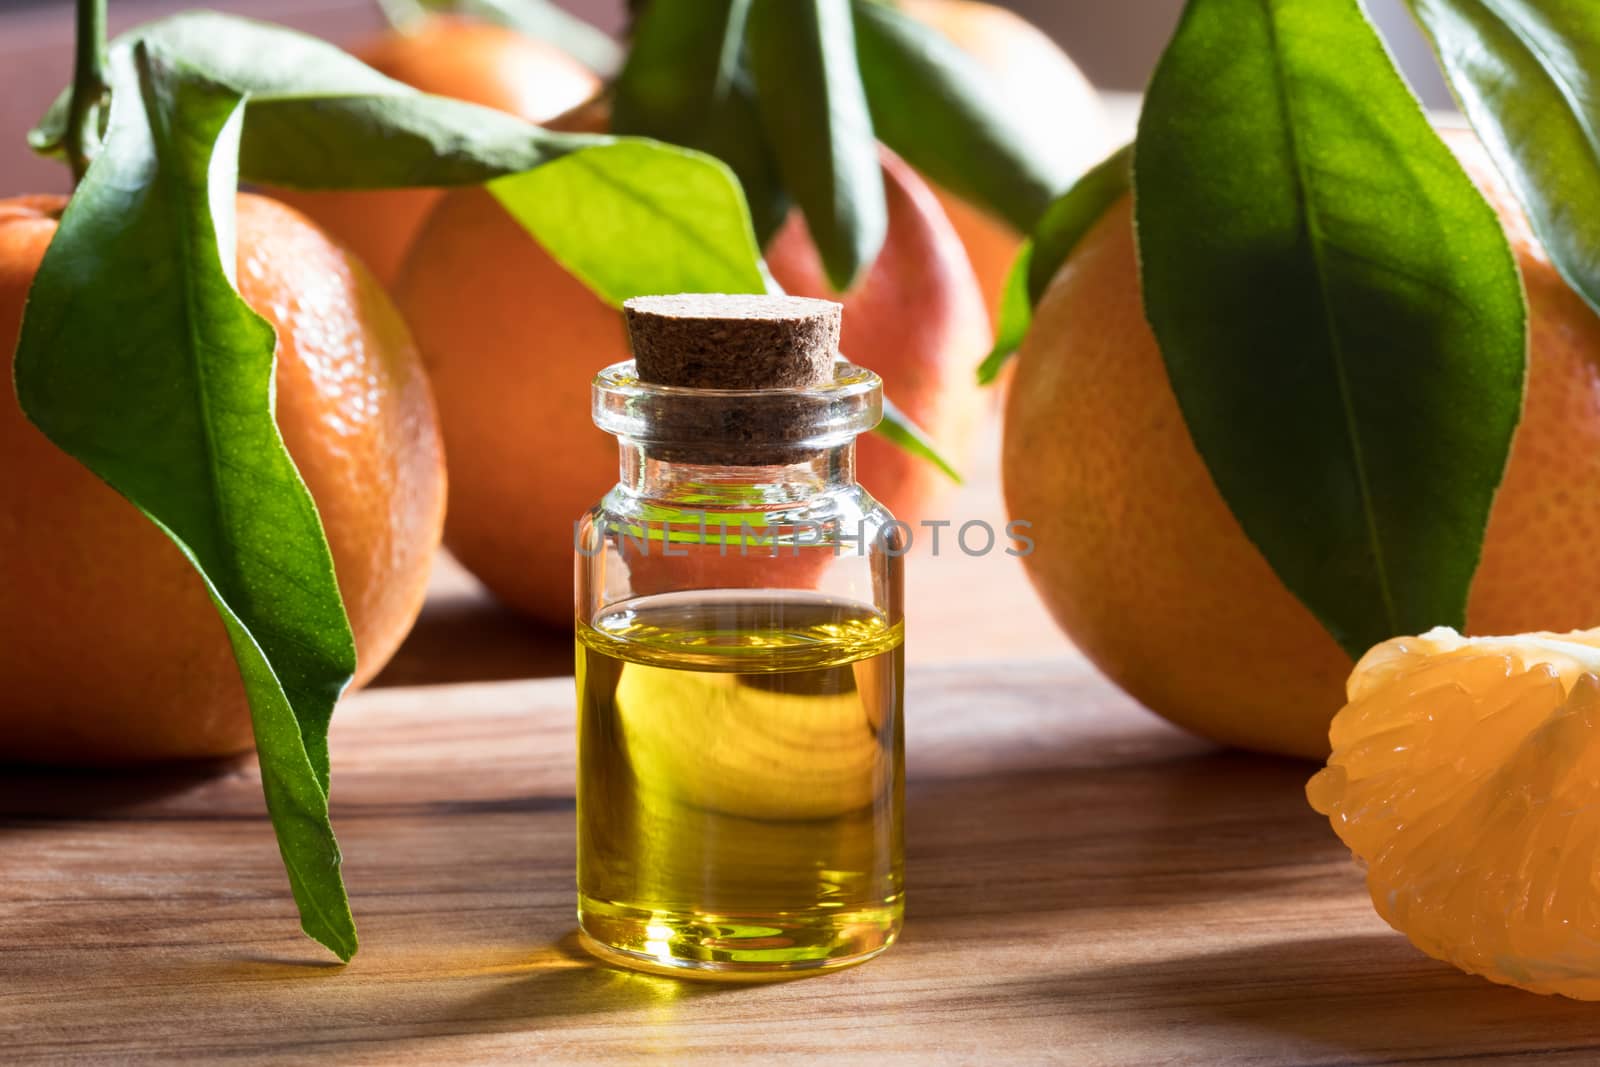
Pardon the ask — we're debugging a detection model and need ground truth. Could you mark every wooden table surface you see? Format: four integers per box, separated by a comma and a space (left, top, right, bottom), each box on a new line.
7, 427, 1600, 1064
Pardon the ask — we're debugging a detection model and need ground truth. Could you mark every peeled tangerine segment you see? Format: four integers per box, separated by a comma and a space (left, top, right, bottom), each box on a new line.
1309, 625, 1600, 999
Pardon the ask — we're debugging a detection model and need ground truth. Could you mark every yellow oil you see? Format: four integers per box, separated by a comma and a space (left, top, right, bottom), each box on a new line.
576, 589, 904, 978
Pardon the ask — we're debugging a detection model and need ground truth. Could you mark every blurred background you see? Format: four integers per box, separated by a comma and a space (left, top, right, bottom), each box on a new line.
0, 0, 1453, 193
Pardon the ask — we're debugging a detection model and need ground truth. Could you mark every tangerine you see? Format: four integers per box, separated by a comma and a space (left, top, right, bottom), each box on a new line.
1002, 129, 1600, 758
0, 194, 446, 763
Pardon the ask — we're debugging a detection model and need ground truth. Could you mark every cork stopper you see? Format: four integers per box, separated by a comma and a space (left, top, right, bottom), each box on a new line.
599, 294, 879, 467
624, 293, 841, 390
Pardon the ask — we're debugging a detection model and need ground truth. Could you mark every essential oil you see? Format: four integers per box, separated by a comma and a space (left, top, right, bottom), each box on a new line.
576, 293, 905, 978
576, 590, 904, 975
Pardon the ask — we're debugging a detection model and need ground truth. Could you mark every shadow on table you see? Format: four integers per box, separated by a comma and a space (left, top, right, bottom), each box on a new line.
905, 742, 1342, 921
370, 588, 571, 688
974, 933, 1600, 1061
901, 729, 1600, 1060
0, 755, 252, 817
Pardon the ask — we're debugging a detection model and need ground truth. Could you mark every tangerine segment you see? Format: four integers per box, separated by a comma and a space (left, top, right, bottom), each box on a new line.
1310, 626, 1600, 998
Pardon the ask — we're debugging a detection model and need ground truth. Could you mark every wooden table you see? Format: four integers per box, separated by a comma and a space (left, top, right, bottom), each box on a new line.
12, 659, 1600, 1063
8, 428, 1600, 1064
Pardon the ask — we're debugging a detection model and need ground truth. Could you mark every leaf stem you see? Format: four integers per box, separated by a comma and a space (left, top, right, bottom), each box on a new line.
65, 0, 109, 182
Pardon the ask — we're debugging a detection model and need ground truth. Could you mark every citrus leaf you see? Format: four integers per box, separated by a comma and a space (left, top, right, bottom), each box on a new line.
441, 0, 622, 76
1026, 143, 1131, 306
978, 142, 1132, 381
746, 0, 886, 290
851, 0, 1062, 233
31, 10, 396, 145
612, 0, 788, 241
74, 13, 776, 323
235, 93, 603, 189
1407, 0, 1600, 318
977, 243, 1032, 385
878, 395, 962, 484
488, 140, 767, 303
1136, 0, 1527, 659
31, 12, 603, 190
14, 42, 358, 961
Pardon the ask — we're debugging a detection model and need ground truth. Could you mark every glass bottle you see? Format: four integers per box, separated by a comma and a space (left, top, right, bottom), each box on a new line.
574, 294, 905, 979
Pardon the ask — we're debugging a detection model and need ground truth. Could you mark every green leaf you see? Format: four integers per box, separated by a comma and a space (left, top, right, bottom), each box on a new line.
851, 0, 1062, 233
42, 15, 778, 351
977, 243, 1033, 384
14, 42, 358, 961
612, 0, 788, 241
746, 0, 886, 290
442, 0, 623, 76
977, 142, 1132, 382
31, 11, 392, 145
31, 12, 604, 190
1406, 0, 1600, 318
70, 13, 780, 330
1026, 143, 1131, 305
489, 140, 768, 303
877, 395, 962, 484
1135, 0, 1527, 659
235, 93, 601, 189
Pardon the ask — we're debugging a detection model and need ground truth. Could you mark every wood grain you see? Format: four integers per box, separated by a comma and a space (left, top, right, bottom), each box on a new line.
7, 661, 1600, 1065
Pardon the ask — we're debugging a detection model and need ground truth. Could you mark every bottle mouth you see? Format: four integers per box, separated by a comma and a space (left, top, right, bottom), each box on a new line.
592, 358, 883, 456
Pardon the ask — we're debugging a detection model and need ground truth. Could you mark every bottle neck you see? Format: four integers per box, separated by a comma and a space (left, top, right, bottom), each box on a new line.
616, 440, 858, 511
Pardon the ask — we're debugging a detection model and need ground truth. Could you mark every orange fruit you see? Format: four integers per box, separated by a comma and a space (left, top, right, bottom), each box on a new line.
0, 193, 446, 764
1002, 128, 1600, 759
274, 15, 597, 285
900, 0, 1110, 322
1308, 625, 1600, 999
395, 148, 988, 626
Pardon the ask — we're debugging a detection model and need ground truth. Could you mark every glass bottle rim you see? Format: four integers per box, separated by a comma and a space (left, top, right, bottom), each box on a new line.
592, 358, 883, 452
